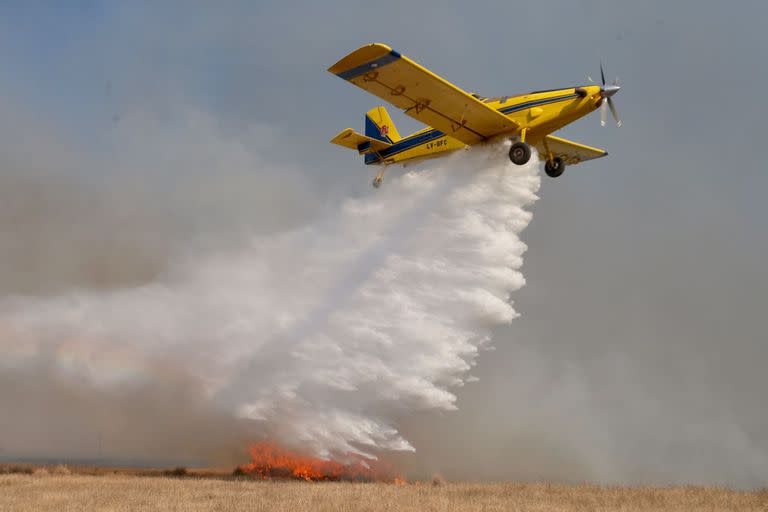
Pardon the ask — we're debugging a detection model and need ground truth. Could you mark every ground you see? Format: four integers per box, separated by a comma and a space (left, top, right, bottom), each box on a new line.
1, 470, 766, 512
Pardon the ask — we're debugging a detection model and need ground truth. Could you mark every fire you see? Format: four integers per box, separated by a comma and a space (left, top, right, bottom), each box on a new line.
236, 442, 404, 483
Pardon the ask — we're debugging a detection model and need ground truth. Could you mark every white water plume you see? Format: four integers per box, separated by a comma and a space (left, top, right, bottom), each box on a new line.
0, 142, 540, 461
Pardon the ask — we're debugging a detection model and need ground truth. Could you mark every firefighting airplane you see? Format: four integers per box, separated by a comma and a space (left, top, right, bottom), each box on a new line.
328, 43, 621, 187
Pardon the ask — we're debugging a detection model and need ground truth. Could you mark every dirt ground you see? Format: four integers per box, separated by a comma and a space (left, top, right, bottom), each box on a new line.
1, 471, 766, 512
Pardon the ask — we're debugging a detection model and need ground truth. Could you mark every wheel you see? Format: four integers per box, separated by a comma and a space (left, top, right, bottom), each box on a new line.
508, 142, 531, 165
544, 157, 566, 178
372, 175, 382, 188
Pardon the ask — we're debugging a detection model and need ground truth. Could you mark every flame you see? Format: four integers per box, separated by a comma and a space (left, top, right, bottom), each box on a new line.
236, 442, 404, 482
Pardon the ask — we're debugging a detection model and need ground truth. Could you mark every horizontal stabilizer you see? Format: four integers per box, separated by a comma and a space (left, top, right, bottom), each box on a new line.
330, 128, 393, 154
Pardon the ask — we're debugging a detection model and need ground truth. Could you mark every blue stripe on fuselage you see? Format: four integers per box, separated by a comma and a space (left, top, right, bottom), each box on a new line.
364, 128, 444, 164
498, 93, 579, 114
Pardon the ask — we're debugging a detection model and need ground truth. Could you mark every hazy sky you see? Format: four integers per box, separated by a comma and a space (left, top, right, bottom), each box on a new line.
1, 1, 766, 487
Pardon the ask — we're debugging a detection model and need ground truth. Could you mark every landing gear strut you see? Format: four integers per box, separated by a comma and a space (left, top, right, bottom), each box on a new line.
545, 157, 566, 178
508, 142, 531, 165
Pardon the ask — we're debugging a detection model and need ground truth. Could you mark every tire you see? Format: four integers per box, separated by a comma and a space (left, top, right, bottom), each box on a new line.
508, 142, 531, 165
545, 157, 566, 178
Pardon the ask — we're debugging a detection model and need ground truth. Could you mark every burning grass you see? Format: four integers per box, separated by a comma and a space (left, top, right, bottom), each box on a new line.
1, 473, 766, 512
235, 441, 401, 482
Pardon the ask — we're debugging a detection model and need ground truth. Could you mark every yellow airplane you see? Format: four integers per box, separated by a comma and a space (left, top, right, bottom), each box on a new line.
328, 43, 621, 187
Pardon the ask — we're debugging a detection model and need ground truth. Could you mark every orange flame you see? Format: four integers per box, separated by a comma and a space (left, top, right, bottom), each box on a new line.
236, 442, 404, 483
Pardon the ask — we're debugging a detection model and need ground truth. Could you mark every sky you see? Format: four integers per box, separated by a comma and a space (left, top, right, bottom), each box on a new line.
0, 1, 767, 487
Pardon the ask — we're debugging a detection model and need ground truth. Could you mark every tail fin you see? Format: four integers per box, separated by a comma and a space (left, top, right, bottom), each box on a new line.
365, 106, 401, 144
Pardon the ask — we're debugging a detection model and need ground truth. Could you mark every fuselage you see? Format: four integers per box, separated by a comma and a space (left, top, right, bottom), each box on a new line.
364, 85, 603, 166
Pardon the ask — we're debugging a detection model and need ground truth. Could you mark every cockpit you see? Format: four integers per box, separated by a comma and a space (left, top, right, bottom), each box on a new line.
470, 92, 511, 104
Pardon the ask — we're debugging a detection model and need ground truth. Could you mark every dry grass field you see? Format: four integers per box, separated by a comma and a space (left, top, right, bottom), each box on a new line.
1, 471, 766, 512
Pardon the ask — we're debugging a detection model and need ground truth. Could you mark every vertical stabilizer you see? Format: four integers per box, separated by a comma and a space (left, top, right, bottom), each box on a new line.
365, 106, 401, 143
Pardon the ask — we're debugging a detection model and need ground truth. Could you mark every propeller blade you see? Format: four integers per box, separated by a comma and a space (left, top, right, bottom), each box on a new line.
600, 100, 607, 127
608, 97, 621, 127
587, 75, 594, 83
600, 62, 606, 85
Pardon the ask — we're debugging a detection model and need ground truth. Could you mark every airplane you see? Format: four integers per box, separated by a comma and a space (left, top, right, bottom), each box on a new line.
328, 43, 621, 188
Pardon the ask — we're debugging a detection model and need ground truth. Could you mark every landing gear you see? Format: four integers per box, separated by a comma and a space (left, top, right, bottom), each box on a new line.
545, 157, 566, 178
508, 142, 531, 165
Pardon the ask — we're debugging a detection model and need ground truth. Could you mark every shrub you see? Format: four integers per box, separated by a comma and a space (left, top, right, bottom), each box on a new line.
163, 467, 189, 477
51, 464, 71, 475
1, 465, 34, 475
431, 474, 446, 487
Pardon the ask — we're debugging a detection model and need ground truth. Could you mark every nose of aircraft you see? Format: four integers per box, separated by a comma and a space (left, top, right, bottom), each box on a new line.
602, 84, 621, 98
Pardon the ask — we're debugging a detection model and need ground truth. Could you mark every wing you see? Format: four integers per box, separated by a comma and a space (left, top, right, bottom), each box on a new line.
330, 128, 392, 154
535, 135, 608, 165
328, 43, 518, 146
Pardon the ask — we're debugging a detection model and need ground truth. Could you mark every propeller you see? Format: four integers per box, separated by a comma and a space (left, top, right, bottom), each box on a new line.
595, 62, 621, 127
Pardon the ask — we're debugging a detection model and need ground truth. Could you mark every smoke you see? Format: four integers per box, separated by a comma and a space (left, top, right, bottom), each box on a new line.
0, 102, 318, 297
2, 100, 766, 488
0, 133, 540, 464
